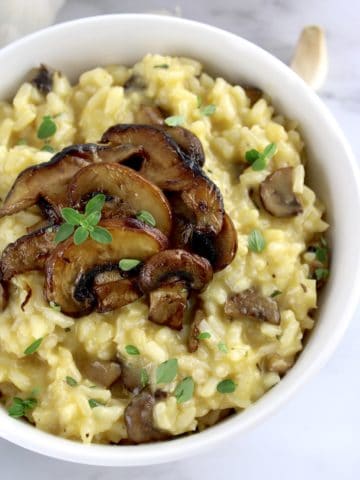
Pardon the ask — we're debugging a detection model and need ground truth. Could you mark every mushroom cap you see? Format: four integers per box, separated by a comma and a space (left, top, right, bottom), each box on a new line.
259, 167, 303, 218
138, 249, 213, 293
124, 389, 169, 443
225, 287, 280, 325
69, 162, 172, 236
0, 226, 57, 282
45, 218, 168, 316
101, 124, 200, 190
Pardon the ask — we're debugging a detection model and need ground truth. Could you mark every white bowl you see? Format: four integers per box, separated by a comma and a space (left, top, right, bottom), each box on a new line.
0, 14, 359, 467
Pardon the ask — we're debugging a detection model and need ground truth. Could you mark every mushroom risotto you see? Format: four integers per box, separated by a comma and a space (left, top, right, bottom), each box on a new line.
0, 55, 329, 444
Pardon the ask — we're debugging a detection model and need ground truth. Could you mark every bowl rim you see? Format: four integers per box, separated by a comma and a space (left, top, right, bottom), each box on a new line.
0, 12, 359, 467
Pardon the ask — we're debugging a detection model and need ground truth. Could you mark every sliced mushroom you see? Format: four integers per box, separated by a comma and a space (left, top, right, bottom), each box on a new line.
191, 213, 237, 271
69, 162, 172, 236
139, 249, 212, 330
125, 389, 169, 443
77, 359, 122, 388
148, 281, 189, 330
259, 167, 303, 217
243, 86, 263, 106
45, 218, 167, 316
94, 278, 141, 313
118, 362, 144, 394
101, 124, 199, 190
188, 307, 205, 353
0, 282, 8, 312
30, 64, 53, 94
139, 249, 213, 293
225, 288, 280, 325
0, 143, 147, 219
124, 74, 147, 91
266, 353, 294, 375
0, 227, 57, 281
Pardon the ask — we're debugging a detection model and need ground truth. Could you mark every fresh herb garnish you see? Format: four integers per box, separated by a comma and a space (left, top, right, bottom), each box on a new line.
54, 194, 112, 246
315, 268, 329, 281
164, 115, 184, 127
66, 376, 78, 387
156, 358, 178, 384
24, 337, 43, 355
315, 246, 328, 263
217, 379, 236, 394
41, 144, 55, 153
248, 229, 266, 253
197, 331, 211, 340
136, 210, 156, 227
245, 143, 277, 171
218, 342, 228, 353
37, 115, 57, 140
8, 397, 37, 418
270, 290, 282, 298
119, 258, 141, 271
49, 301, 61, 311
200, 104, 216, 116
174, 377, 195, 404
140, 368, 149, 387
154, 64, 169, 69
125, 345, 140, 355
88, 399, 105, 409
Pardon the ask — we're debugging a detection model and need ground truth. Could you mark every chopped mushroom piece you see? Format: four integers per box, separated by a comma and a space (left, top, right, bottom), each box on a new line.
45, 218, 168, 316
94, 278, 141, 313
225, 288, 281, 325
134, 104, 165, 125
259, 167, 303, 217
163, 126, 205, 167
77, 359, 122, 388
124, 389, 169, 443
243, 86, 263, 106
0, 227, 57, 281
139, 249, 212, 330
117, 362, 144, 394
30, 64, 53, 94
188, 307, 206, 353
0, 282, 8, 312
69, 162, 172, 236
149, 281, 189, 330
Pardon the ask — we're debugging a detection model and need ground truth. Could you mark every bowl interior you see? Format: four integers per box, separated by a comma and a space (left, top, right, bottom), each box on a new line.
0, 14, 359, 466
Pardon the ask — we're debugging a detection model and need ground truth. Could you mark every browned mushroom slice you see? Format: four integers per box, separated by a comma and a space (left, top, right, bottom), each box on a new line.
0, 282, 8, 311
0, 143, 146, 219
124, 74, 146, 91
188, 307, 205, 353
260, 167, 303, 217
243, 85, 263, 106
181, 176, 224, 234
134, 106, 205, 167
117, 362, 144, 394
212, 213, 238, 271
139, 249, 213, 293
30, 64, 53, 94
225, 288, 280, 325
148, 281, 189, 330
101, 124, 198, 190
77, 359, 122, 388
163, 126, 205, 168
45, 218, 167, 317
0, 227, 57, 281
69, 163, 172, 236
125, 389, 169, 443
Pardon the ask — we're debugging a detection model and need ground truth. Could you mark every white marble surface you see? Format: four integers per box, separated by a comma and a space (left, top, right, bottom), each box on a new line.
1, 1, 359, 478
